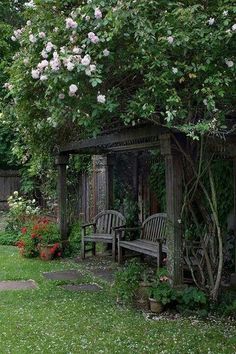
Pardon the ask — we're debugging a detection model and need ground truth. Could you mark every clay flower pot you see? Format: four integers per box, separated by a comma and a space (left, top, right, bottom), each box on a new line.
39, 244, 54, 261
135, 281, 152, 311
149, 298, 163, 313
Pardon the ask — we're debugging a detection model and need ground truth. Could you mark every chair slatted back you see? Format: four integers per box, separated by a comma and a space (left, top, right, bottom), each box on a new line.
142, 213, 167, 242
94, 210, 126, 234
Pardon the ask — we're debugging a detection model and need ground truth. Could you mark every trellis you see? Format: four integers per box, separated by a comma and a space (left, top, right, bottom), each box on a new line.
56, 123, 236, 287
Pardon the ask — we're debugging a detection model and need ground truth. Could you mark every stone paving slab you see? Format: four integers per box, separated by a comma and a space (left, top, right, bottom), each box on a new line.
91, 269, 114, 283
0, 280, 37, 291
61, 284, 102, 292
43, 270, 83, 281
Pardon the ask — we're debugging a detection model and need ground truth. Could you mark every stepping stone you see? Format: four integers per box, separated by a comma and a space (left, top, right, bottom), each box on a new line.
91, 269, 114, 283
0, 280, 37, 291
61, 284, 102, 292
43, 270, 82, 281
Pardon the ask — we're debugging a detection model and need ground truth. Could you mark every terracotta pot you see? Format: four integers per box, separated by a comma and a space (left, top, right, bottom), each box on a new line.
149, 298, 163, 313
39, 245, 54, 261
135, 282, 152, 311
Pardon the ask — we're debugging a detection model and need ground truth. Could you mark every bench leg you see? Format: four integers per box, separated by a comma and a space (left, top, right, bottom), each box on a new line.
112, 236, 116, 262
81, 238, 85, 259
92, 242, 96, 256
157, 243, 162, 269
118, 245, 124, 264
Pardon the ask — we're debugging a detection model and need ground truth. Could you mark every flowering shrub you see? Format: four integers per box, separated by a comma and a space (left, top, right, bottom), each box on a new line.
5, 0, 235, 160
7, 191, 40, 232
16, 217, 62, 259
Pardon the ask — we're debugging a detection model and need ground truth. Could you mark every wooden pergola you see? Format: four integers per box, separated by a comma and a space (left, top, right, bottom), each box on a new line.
56, 123, 236, 287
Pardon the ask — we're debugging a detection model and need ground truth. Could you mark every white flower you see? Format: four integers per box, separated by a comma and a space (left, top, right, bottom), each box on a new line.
59, 93, 65, 100
81, 54, 91, 66
31, 69, 40, 79
85, 15, 90, 22
232, 24, 236, 32
66, 18, 78, 29
37, 60, 49, 71
88, 32, 99, 44
50, 58, 61, 71
39, 31, 46, 39
85, 69, 91, 76
45, 42, 54, 53
14, 29, 23, 39
23, 58, 29, 65
41, 49, 48, 58
13, 191, 18, 197
60, 47, 66, 54
95, 8, 102, 19
67, 62, 75, 71
11, 36, 16, 42
29, 34, 37, 43
208, 18, 215, 26
40, 75, 48, 81
203, 99, 208, 106
225, 59, 234, 68
97, 94, 106, 104
223, 10, 228, 16
26, 20, 32, 26
69, 84, 78, 95
24, 0, 35, 9
90, 64, 96, 72
53, 27, 59, 33
167, 36, 174, 44
172, 67, 178, 74
73, 47, 82, 54
103, 49, 110, 57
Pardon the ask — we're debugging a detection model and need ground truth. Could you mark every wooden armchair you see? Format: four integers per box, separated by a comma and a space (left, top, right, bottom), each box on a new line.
81, 210, 126, 260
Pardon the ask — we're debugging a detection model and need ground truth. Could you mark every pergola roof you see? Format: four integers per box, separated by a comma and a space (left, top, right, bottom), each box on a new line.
60, 123, 173, 154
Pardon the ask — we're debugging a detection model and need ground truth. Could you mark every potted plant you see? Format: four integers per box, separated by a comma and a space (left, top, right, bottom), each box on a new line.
16, 218, 62, 260
148, 268, 177, 313
35, 218, 62, 260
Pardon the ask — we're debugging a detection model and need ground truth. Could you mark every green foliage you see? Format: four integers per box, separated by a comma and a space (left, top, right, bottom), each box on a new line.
177, 286, 208, 312
5, 0, 235, 162
65, 219, 82, 256
150, 282, 177, 305
114, 260, 144, 304
149, 150, 166, 211
0, 230, 20, 246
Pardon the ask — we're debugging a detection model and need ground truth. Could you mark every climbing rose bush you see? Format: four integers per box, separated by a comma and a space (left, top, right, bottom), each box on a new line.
5, 0, 236, 154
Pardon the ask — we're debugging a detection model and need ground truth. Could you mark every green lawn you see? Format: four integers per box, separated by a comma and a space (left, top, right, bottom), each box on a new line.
0, 246, 235, 354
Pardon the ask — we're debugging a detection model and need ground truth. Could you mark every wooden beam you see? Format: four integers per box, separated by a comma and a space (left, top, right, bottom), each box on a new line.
60, 124, 164, 154
55, 154, 69, 248
160, 134, 183, 286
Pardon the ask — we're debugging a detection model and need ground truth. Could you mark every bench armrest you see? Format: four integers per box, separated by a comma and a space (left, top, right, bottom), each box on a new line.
82, 222, 96, 228
115, 226, 142, 241
112, 225, 126, 231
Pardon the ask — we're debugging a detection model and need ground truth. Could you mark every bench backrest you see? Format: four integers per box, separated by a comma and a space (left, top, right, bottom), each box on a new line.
94, 210, 126, 234
141, 213, 167, 242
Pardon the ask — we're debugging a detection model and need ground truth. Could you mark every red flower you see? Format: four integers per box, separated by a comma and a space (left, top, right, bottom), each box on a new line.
40, 252, 46, 258
31, 233, 37, 239
21, 227, 27, 234
57, 252, 62, 257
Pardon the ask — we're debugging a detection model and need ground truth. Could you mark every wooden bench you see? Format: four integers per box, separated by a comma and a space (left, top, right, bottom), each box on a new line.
117, 213, 167, 266
81, 210, 126, 261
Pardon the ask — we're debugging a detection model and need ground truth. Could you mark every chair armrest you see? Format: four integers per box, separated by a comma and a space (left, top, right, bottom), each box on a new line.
111, 225, 126, 231
115, 226, 142, 232
82, 222, 96, 229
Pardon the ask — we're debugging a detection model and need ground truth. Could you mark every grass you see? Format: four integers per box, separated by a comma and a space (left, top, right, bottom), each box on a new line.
0, 246, 235, 354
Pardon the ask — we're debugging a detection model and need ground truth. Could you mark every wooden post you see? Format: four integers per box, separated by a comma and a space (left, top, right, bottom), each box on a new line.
107, 154, 114, 209
231, 158, 236, 286
160, 134, 183, 286
55, 154, 69, 248
92, 155, 109, 216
